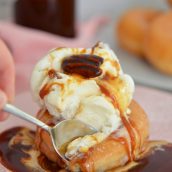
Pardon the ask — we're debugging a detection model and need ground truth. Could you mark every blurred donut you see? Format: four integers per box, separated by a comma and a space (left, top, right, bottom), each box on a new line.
143, 11, 172, 75
167, 0, 172, 6
117, 8, 161, 57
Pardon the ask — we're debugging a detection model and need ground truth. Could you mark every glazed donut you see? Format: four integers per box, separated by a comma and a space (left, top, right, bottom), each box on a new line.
35, 110, 65, 166
117, 8, 161, 57
35, 100, 149, 171
143, 11, 172, 75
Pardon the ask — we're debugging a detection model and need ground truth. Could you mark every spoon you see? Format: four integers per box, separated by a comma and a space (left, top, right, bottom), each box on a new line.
3, 103, 97, 163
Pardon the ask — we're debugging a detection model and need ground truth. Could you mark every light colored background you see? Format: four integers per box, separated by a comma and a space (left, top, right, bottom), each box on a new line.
0, 0, 171, 91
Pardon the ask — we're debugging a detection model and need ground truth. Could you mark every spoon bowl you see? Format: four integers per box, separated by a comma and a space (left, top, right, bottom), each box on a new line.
48, 119, 97, 163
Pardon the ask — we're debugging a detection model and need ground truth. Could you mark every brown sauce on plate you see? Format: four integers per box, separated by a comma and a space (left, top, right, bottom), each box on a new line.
0, 127, 31, 172
0, 127, 62, 172
129, 144, 172, 172
0, 127, 172, 171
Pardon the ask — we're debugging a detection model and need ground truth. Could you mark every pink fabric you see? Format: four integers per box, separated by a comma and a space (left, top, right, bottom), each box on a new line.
0, 17, 108, 93
135, 86, 172, 142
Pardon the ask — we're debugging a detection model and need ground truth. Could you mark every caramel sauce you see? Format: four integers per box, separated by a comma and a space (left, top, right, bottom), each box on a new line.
98, 81, 139, 161
0, 127, 62, 172
102, 72, 117, 81
37, 154, 61, 171
1, 127, 172, 172
0, 127, 31, 172
130, 119, 141, 150
98, 84, 120, 110
39, 82, 64, 99
48, 69, 62, 79
91, 47, 96, 55
71, 147, 95, 172
128, 144, 172, 172
111, 60, 121, 74
120, 116, 137, 160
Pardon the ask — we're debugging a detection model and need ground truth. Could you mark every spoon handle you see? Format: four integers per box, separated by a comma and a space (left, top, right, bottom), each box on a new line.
3, 104, 50, 132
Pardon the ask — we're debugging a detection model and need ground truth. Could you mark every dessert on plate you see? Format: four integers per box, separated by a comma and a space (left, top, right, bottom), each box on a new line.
31, 42, 148, 171
0, 42, 172, 172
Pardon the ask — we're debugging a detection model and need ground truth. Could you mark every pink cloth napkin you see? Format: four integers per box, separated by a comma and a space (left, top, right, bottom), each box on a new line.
0, 17, 108, 93
135, 86, 172, 142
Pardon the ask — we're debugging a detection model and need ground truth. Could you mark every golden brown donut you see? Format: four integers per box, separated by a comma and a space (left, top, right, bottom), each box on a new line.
143, 11, 172, 75
35, 110, 65, 167
117, 8, 161, 57
70, 100, 149, 171
167, 0, 172, 6
35, 100, 149, 171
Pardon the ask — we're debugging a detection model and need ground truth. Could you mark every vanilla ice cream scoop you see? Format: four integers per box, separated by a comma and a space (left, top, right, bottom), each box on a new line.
31, 42, 135, 159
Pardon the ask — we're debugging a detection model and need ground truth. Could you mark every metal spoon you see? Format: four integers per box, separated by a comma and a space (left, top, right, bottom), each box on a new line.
3, 103, 97, 163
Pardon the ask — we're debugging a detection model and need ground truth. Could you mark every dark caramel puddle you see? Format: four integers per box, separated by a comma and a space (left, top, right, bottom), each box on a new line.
0, 127, 31, 172
0, 127, 62, 172
129, 144, 172, 172
0, 127, 172, 172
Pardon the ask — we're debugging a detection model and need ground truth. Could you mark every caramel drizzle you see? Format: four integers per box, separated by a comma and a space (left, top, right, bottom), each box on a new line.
71, 147, 95, 172
48, 69, 62, 79
98, 83, 120, 109
120, 116, 137, 160
39, 82, 64, 99
72, 82, 138, 171
98, 83, 139, 160
39, 54, 139, 170
130, 119, 141, 151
